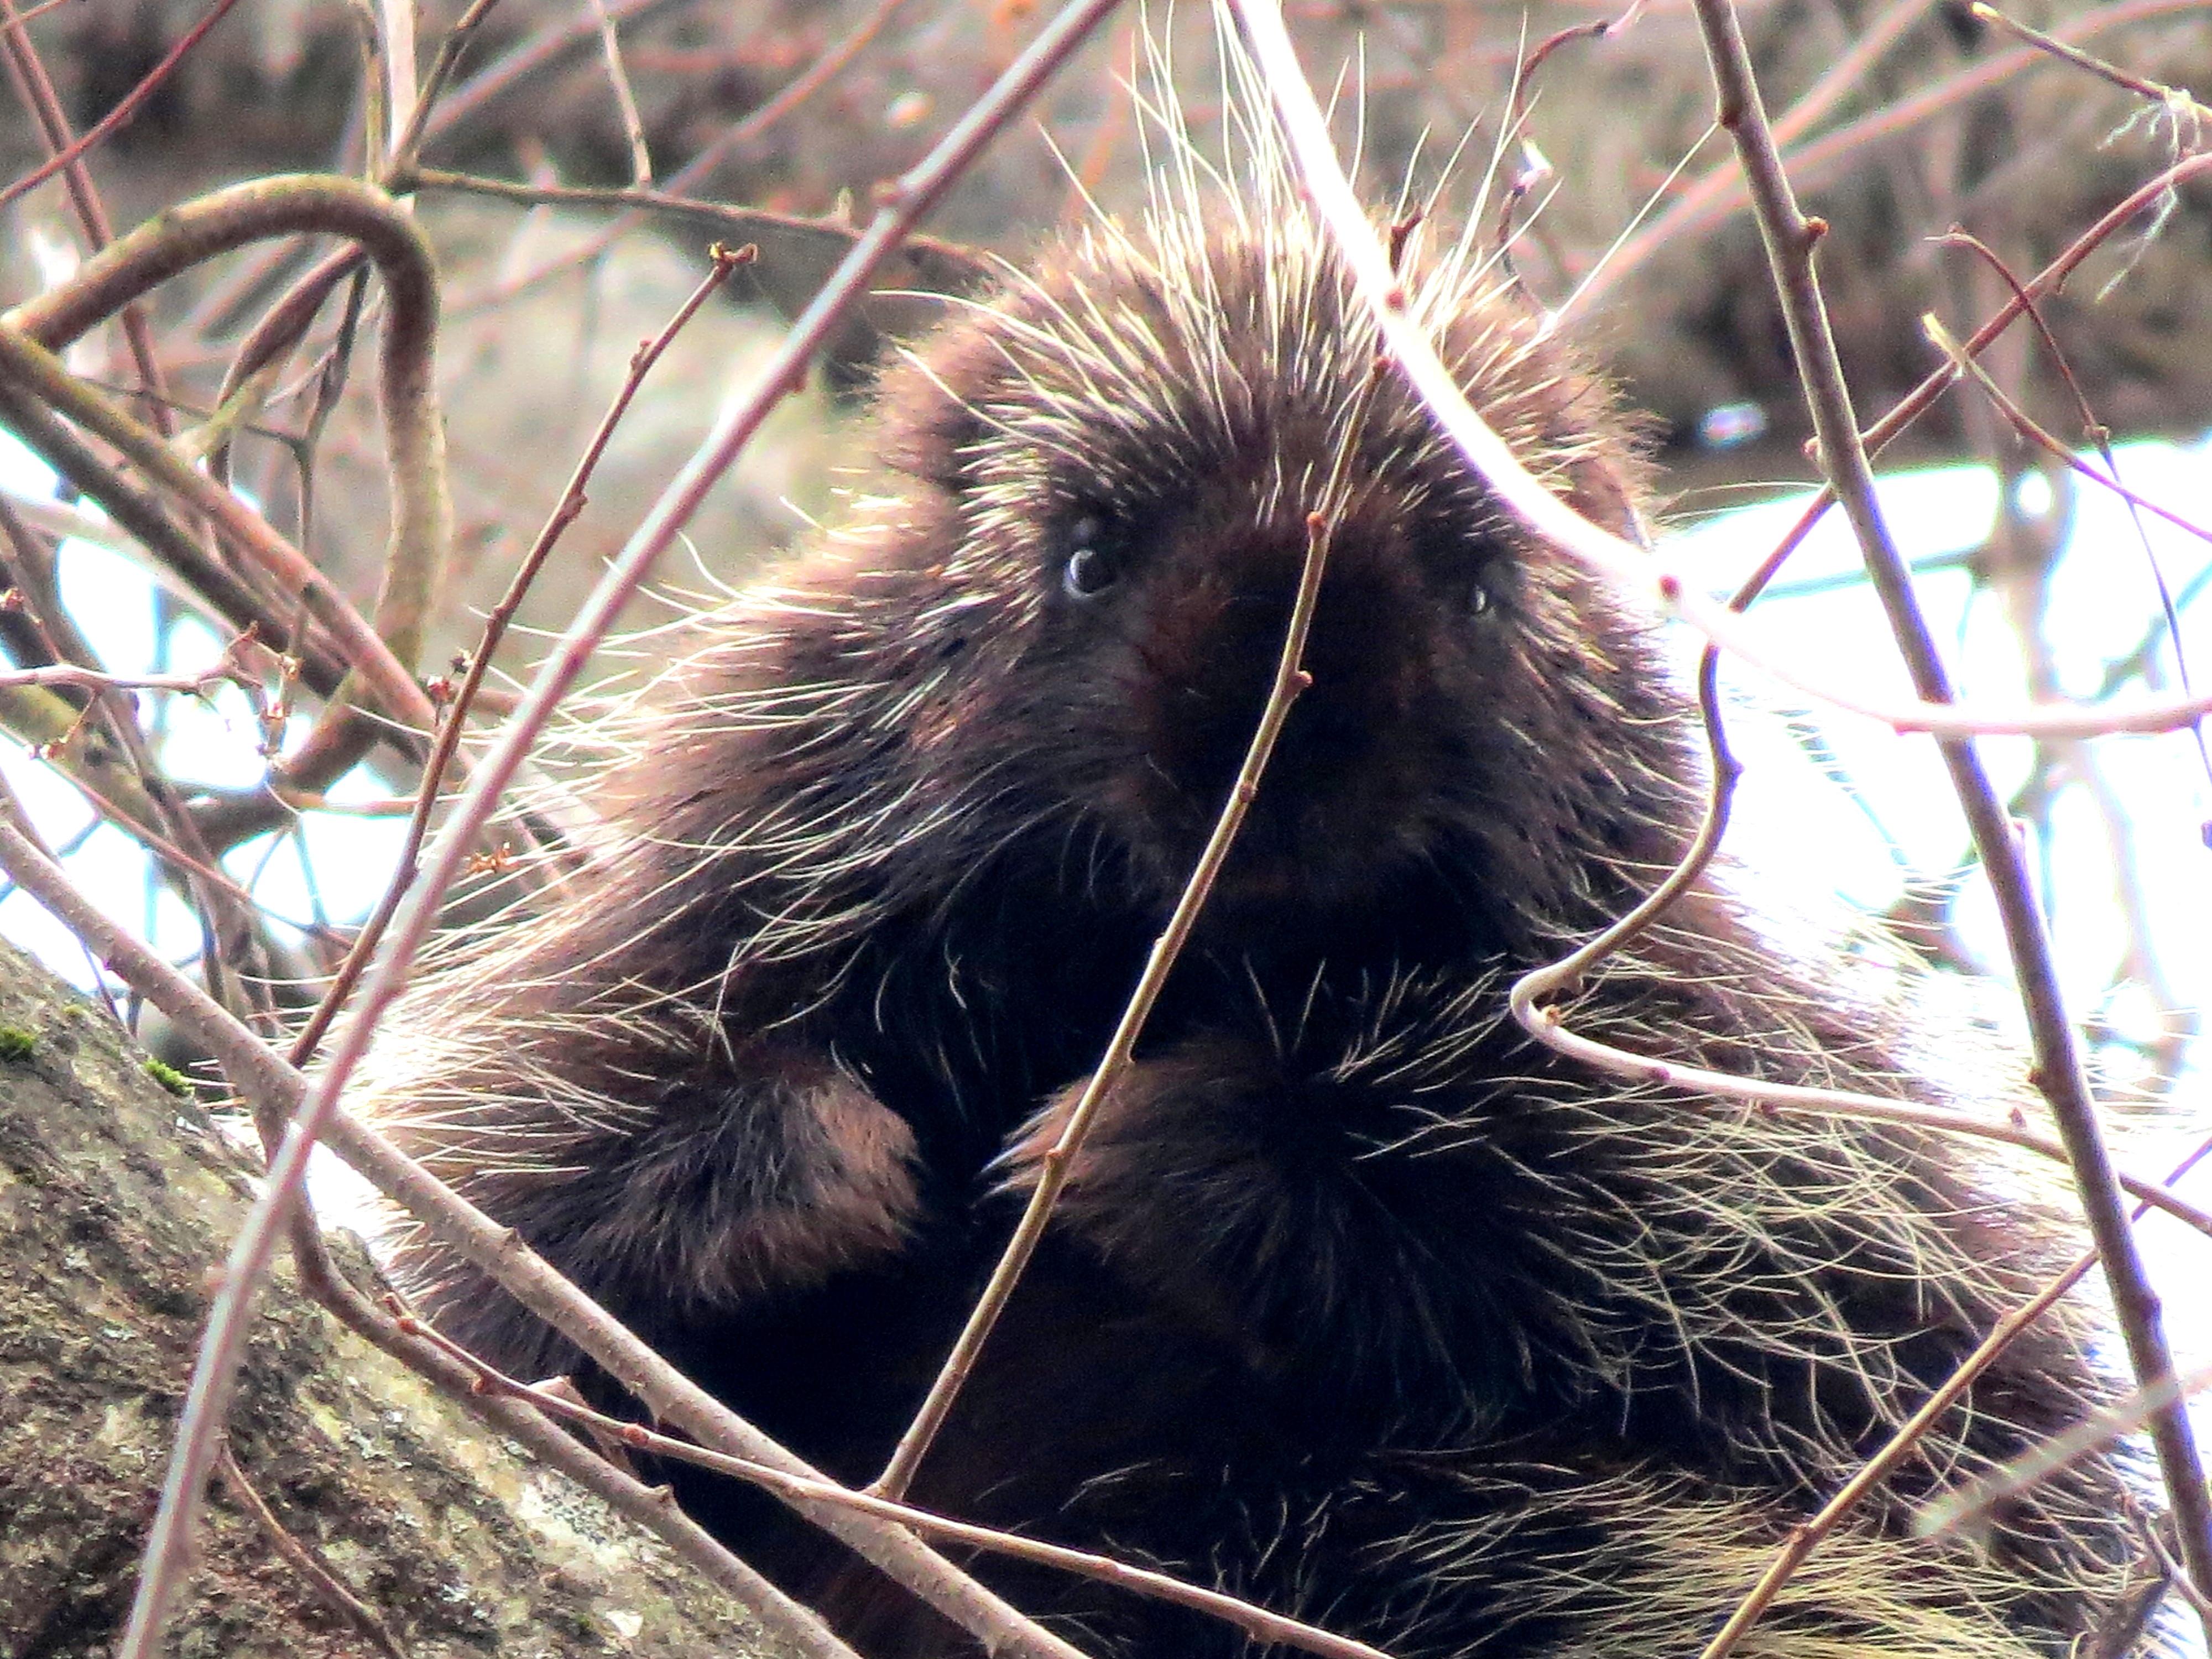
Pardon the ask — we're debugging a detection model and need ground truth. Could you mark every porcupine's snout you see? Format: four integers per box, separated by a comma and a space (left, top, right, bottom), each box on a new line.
1129, 513, 1443, 907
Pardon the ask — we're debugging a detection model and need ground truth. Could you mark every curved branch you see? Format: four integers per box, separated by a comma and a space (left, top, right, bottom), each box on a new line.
0, 326, 439, 740
4, 174, 450, 703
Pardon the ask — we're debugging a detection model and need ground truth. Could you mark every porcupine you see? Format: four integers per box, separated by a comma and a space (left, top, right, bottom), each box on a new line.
353, 53, 2162, 1659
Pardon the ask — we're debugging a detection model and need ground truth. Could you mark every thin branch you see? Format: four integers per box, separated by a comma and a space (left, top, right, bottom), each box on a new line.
1923, 317, 2212, 550
1677, 147, 2212, 704
0, 374, 343, 697
414, 0, 689, 146
289, 242, 750, 1067
0, 0, 179, 437
0, 325, 439, 739
1515, 997, 2212, 1235
0, 0, 251, 212
403, 1314, 1397, 1659
1930, 1364, 2212, 1542
0, 0, 81, 34
877, 477, 1348, 1501
388, 0, 507, 170
3, 175, 453, 731
1185, 40, 2212, 742
1967, 0, 2210, 119
586, 0, 654, 183
1681, 0, 2212, 1621
0, 664, 251, 696
1706, 1253, 2104, 1658
1572, 0, 2206, 315
215, 1446, 405, 1659
399, 164, 933, 250
377, 0, 418, 162
0, 506, 309, 994
1701, 1126, 2212, 1659
1929, 228, 2210, 786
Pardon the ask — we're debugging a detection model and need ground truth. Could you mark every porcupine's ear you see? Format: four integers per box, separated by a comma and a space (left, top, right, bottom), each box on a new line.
871, 309, 1007, 497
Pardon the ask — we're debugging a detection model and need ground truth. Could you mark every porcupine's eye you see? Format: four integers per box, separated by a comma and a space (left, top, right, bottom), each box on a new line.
1439, 547, 1499, 622
1061, 513, 1123, 598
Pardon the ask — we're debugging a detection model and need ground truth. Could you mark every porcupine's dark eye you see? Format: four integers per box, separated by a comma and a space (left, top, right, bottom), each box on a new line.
1061, 513, 1122, 598
1418, 515, 1504, 622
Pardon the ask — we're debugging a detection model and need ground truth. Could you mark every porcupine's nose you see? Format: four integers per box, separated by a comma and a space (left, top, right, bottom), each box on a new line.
1172, 559, 1415, 821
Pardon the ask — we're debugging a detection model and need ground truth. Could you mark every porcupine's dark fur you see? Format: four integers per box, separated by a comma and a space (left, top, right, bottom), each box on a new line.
355, 52, 2163, 1659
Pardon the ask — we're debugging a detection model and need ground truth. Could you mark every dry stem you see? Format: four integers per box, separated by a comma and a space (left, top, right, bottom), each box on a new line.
289, 242, 749, 1066
876, 483, 1345, 1501
1682, 0, 2212, 1619
404, 1313, 1398, 1659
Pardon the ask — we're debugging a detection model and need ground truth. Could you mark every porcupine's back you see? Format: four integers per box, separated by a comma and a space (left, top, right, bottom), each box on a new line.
355, 43, 2162, 1659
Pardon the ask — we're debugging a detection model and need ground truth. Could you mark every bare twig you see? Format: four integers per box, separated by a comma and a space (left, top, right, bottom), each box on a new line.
1966, 0, 2210, 119
375, 0, 416, 163
289, 242, 750, 1067
1930, 228, 2210, 786
0, 664, 250, 696
1700, 1127, 2212, 1659
215, 1446, 405, 1659
0, 0, 178, 437
1572, 0, 2206, 314
0, 375, 341, 696
388, 0, 507, 169
405, 1314, 1398, 1659
0, 326, 439, 739
1929, 1358, 2212, 1541
0, 502, 300, 984
0, 0, 251, 212
1924, 319, 2212, 550
0, 0, 80, 34
3, 175, 452, 734
403, 164, 807, 232
1519, 996, 2212, 1233
1681, 0, 2212, 1621
1680, 147, 2212, 702
414, 0, 688, 145
1205, 29, 2212, 740
877, 478, 1349, 1501
1705, 1254, 2104, 1658
586, 0, 654, 182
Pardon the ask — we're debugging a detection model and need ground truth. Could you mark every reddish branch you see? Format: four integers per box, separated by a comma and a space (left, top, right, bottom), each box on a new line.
1682, 0, 2212, 1622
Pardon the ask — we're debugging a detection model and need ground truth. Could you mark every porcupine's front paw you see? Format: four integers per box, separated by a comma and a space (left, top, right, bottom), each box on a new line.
997, 1040, 1301, 1356
996, 1039, 1498, 1410
1000, 1041, 1287, 1232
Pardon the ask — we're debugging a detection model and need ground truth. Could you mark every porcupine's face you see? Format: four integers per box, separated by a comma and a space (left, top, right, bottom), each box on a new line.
869, 206, 1693, 932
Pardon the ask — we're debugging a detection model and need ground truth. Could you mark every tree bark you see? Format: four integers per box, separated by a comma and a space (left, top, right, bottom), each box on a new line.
0, 937, 794, 1659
